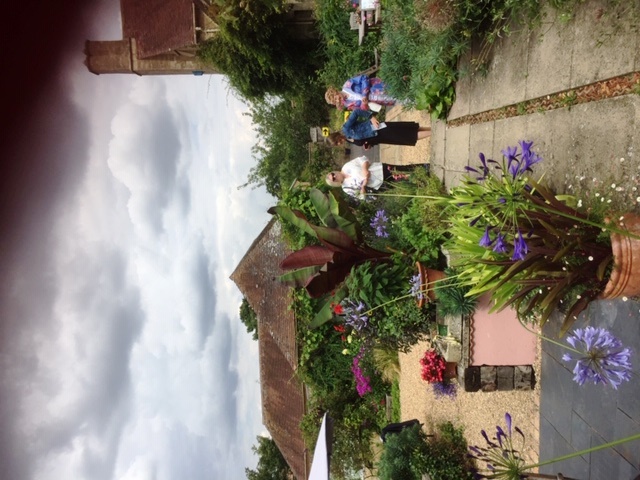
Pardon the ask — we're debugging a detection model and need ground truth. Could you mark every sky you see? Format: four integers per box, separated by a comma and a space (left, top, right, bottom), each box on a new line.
1, 3, 275, 479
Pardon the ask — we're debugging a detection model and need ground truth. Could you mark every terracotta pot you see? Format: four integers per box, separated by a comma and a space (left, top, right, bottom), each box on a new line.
415, 262, 446, 307
600, 213, 640, 299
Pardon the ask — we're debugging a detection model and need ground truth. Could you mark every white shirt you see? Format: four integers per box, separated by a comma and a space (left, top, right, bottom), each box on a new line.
341, 156, 383, 198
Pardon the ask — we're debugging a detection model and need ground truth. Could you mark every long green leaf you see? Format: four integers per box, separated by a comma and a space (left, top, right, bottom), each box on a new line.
309, 188, 337, 229
278, 266, 322, 287
268, 206, 317, 238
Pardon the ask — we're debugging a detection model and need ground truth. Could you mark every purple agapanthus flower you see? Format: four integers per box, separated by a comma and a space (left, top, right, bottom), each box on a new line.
344, 300, 369, 332
562, 326, 632, 389
468, 413, 528, 479
479, 226, 493, 247
511, 230, 528, 261
493, 233, 508, 254
409, 273, 425, 301
370, 209, 389, 238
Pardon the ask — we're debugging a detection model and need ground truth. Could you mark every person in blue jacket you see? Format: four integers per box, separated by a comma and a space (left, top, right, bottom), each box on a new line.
332, 108, 431, 148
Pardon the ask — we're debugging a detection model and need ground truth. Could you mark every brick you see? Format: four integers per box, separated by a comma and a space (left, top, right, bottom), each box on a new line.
497, 366, 515, 391
515, 365, 535, 391
481, 366, 497, 392
464, 366, 481, 392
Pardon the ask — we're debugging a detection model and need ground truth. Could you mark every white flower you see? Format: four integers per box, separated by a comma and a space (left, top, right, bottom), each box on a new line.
577, 199, 583, 207
611, 183, 616, 188
637, 197, 640, 203
595, 192, 600, 197
588, 256, 594, 261
622, 297, 628, 302
620, 158, 625, 162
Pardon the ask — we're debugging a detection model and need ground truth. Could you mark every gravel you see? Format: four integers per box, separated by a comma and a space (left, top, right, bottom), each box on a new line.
398, 338, 541, 466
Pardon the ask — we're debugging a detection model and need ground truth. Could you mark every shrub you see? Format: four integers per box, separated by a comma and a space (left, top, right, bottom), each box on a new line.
377, 424, 429, 480
377, 422, 475, 480
434, 269, 479, 317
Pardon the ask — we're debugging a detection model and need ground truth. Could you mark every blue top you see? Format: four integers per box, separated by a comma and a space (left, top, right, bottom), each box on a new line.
341, 109, 376, 140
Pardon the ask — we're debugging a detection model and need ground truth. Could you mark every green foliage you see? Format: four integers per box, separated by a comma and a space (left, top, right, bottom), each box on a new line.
376, 298, 435, 352
239, 297, 258, 340
344, 258, 411, 307
434, 269, 479, 317
245, 435, 292, 480
377, 424, 429, 480
377, 422, 474, 480
243, 94, 329, 197
198, 0, 320, 101
372, 344, 401, 383
314, 0, 380, 88
390, 379, 401, 422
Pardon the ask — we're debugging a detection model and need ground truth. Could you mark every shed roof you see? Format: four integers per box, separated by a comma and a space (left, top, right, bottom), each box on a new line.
230, 218, 309, 479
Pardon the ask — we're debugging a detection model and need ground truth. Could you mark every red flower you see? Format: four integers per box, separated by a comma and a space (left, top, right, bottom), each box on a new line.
333, 324, 346, 333
333, 304, 344, 315
420, 349, 446, 383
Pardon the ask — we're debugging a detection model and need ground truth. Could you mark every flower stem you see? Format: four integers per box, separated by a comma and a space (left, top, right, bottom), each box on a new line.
523, 432, 640, 471
517, 318, 582, 355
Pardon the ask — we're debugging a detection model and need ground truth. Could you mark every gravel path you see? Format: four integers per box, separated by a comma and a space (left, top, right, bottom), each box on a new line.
398, 338, 541, 467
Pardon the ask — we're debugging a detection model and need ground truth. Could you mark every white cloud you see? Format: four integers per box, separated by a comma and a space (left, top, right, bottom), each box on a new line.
1, 50, 274, 480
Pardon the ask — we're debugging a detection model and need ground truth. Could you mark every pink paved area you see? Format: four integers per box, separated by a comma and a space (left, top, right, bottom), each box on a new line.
470, 294, 537, 366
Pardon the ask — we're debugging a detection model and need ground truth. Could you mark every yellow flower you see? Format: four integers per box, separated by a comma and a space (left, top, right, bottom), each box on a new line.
347, 335, 353, 343
342, 349, 349, 355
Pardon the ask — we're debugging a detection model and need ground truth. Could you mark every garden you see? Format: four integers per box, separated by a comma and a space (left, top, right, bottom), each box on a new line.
201, 0, 640, 478
270, 138, 639, 479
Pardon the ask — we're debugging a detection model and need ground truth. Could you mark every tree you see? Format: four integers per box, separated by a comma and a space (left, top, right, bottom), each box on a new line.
245, 436, 292, 480
198, 0, 321, 101
239, 297, 258, 340
242, 92, 329, 197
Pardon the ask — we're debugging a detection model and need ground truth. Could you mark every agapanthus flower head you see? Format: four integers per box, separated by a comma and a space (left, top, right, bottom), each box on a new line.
343, 299, 369, 332
370, 209, 390, 238
561, 326, 632, 389
469, 413, 528, 479
409, 273, 425, 301
409, 273, 425, 300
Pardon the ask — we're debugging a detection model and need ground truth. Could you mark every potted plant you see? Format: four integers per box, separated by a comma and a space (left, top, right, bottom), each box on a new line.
440, 140, 640, 333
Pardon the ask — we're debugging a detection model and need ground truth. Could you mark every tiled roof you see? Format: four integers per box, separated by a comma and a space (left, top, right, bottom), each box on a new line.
230, 218, 309, 480
120, 0, 196, 58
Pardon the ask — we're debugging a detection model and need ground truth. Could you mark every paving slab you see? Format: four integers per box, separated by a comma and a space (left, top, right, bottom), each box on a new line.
570, 0, 639, 88
442, 125, 470, 188
525, 3, 574, 99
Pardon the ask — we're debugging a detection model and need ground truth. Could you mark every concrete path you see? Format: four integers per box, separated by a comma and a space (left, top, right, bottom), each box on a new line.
380, 0, 640, 478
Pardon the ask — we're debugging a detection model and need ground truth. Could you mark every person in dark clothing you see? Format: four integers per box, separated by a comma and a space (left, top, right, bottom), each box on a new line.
332, 108, 431, 148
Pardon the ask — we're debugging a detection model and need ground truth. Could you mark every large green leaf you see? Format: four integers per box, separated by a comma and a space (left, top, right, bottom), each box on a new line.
309, 188, 337, 229
328, 191, 361, 241
268, 205, 317, 238
278, 266, 322, 287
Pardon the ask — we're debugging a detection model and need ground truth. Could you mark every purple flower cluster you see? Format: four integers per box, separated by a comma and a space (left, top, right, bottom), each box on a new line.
409, 273, 425, 301
370, 209, 389, 238
468, 413, 527, 479
562, 326, 632, 389
432, 381, 457, 399
343, 300, 369, 332
502, 140, 542, 179
467, 141, 542, 261
351, 348, 372, 397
